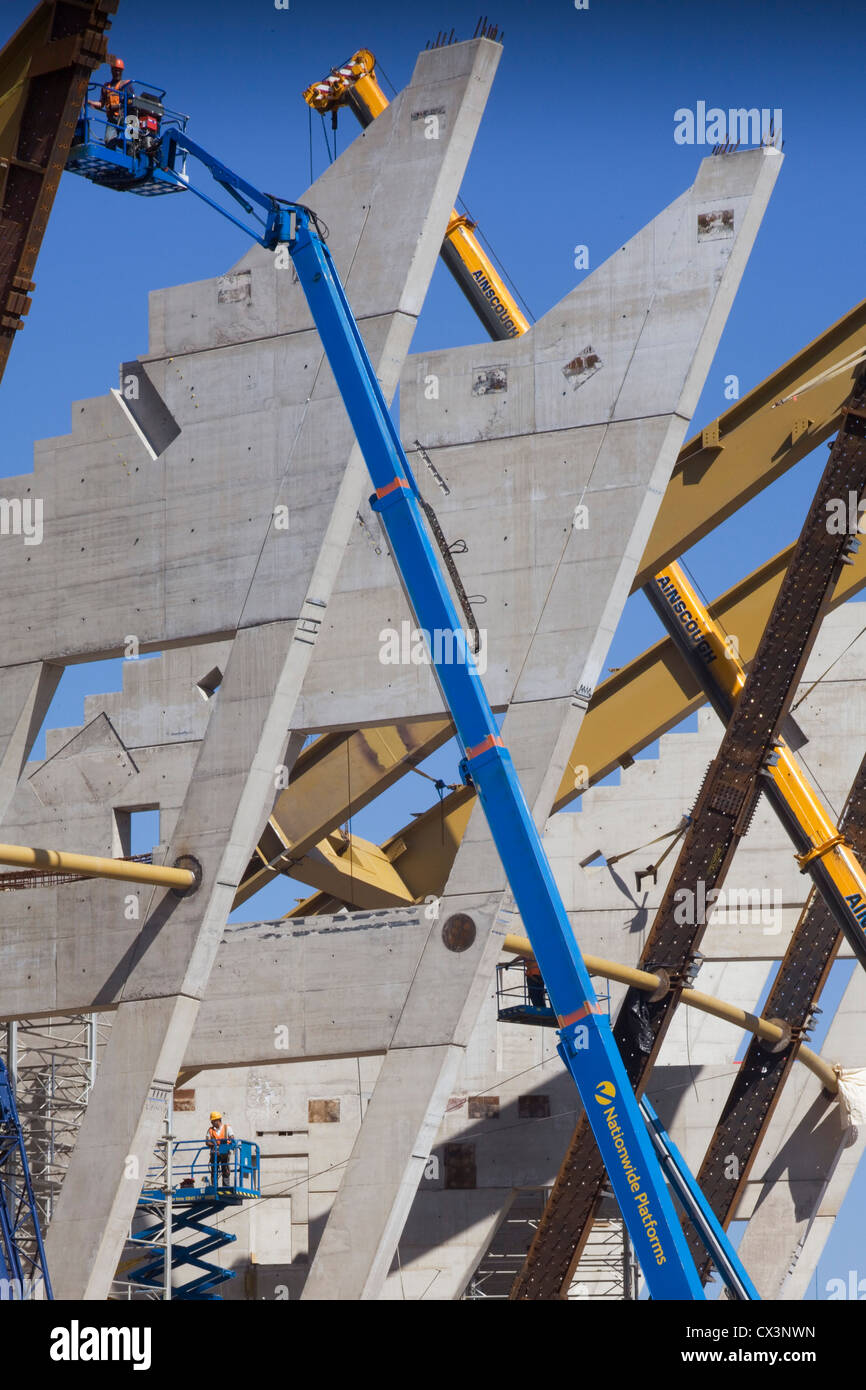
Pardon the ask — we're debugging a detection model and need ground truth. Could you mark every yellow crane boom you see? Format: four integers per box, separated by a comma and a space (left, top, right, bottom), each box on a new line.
649, 559, 866, 965
303, 49, 529, 340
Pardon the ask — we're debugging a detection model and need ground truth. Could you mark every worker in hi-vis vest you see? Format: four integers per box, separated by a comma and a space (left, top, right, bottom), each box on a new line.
88, 56, 131, 145
205, 1110, 235, 1189
525, 958, 546, 1009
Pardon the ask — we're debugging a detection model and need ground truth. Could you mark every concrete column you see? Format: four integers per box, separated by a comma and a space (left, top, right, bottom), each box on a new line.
0, 662, 62, 821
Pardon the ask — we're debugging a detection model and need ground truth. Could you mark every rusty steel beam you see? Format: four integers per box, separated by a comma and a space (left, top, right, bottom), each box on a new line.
501, 934, 838, 1095
0, 1, 116, 382
688, 748, 866, 1276
511, 381, 866, 1300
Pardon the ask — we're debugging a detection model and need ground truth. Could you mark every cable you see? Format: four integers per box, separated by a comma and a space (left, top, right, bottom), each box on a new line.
375, 61, 399, 97
345, 737, 354, 903
679, 555, 737, 649
791, 620, 866, 713
319, 111, 334, 164
455, 194, 537, 322
772, 347, 866, 408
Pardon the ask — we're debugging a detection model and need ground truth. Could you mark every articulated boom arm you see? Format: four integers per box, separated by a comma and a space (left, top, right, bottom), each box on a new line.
153, 129, 298, 248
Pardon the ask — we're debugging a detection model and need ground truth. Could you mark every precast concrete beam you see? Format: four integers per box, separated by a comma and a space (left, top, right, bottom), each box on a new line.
300, 889, 507, 1300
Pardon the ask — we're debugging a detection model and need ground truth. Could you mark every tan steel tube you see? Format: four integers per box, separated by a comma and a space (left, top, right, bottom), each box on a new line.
0, 843, 195, 892
502, 933, 838, 1093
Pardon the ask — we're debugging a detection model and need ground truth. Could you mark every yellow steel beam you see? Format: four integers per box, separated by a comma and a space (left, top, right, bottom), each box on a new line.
287, 784, 475, 915
235, 718, 453, 908
501, 934, 837, 1094
0, 843, 194, 891
554, 539, 866, 812
280, 829, 416, 909
634, 298, 866, 589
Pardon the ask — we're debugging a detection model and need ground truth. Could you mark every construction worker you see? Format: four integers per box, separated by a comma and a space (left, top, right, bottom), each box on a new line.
525, 957, 546, 1010
88, 56, 131, 143
205, 1110, 235, 1190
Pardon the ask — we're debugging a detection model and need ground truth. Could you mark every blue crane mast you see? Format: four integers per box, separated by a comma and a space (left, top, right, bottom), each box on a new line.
0, 1058, 52, 1300
64, 80, 761, 1300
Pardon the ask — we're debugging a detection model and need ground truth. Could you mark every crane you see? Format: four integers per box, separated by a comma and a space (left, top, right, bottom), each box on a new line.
304, 49, 529, 340
647, 558, 866, 967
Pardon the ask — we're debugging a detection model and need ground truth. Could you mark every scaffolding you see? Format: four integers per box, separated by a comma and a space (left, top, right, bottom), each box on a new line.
0, 1014, 111, 1241
567, 1216, 640, 1301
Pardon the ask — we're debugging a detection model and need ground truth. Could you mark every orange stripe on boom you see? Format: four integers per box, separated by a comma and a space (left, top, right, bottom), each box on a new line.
375, 477, 410, 499
466, 733, 504, 759
558, 1002, 600, 1026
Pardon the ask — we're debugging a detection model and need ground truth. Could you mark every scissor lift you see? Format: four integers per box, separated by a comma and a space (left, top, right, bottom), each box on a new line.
127, 1139, 260, 1300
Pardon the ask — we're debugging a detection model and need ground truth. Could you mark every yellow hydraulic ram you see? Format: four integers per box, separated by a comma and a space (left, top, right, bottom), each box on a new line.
0, 843, 196, 892
303, 49, 529, 340
647, 559, 866, 969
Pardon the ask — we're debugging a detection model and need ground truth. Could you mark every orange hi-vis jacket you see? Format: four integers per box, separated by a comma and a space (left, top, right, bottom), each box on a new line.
206, 1123, 232, 1147
101, 77, 129, 120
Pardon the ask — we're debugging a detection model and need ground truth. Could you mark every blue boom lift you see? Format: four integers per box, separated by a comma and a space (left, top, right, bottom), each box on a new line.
65, 77, 761, 1301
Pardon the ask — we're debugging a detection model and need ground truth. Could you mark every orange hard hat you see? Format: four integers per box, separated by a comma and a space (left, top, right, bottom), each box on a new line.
110, 56, 125, 70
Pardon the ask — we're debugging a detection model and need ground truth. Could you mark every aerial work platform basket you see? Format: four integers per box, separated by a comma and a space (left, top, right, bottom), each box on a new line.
495, 959, 558, 1028
139, 1138, 260, 1203
67, 80, 189, 196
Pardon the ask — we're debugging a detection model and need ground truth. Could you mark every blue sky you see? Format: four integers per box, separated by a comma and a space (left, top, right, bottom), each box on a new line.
1, 0, 864, 1297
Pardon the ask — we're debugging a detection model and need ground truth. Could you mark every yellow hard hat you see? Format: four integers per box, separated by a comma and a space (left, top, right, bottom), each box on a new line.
210, 1110, 222, 1121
